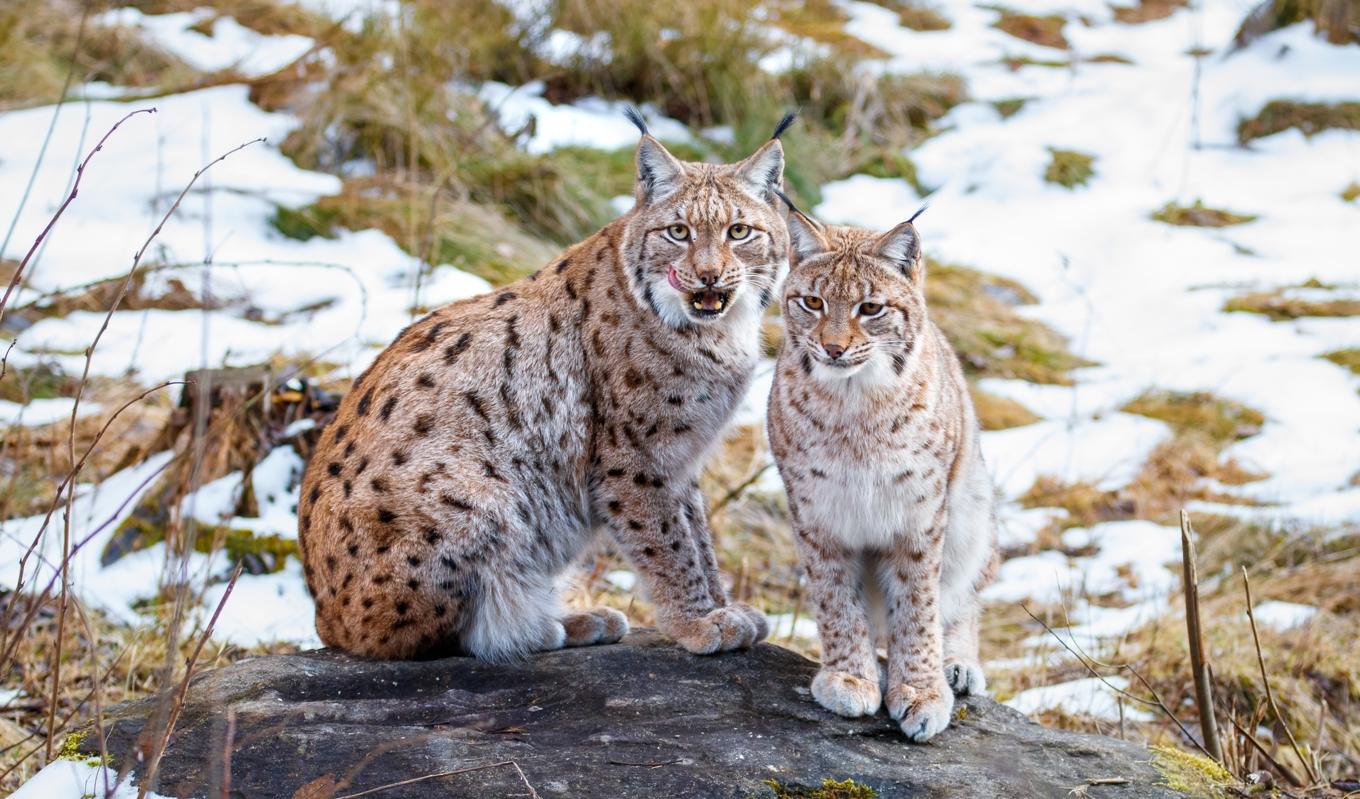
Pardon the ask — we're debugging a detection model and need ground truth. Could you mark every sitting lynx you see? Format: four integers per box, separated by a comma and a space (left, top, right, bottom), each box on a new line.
766, 200, 998, 742
299, 112, 793, 661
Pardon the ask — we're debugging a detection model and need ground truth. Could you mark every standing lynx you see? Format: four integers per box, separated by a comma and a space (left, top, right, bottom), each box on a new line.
766, 202, 998, 742
298, 112, 793, 661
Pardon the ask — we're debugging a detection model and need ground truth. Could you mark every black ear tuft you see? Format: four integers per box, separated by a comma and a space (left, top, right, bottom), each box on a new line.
773, 188, 803, 215
907, 202, 928, 224
771, 110, 799, 140
623, 106, 649, 137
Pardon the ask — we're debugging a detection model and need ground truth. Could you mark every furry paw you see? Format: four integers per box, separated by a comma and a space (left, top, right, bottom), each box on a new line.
561, 607, 630, 647
886, 681, 954, 743
731, 602, 770, 643
536, 620, 568, 652
812, 669, 881, 717
670, 606, 761, 655
944, 660, 986, 696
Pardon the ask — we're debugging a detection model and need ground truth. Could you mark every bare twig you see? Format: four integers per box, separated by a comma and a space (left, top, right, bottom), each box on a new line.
1181, 510, 1224, 766
1242, 566, 1319, 785
334, 761, 539, 799
1021, 603, 1216, 761
0, 109, 156, 329
1229, 717, 1306, 788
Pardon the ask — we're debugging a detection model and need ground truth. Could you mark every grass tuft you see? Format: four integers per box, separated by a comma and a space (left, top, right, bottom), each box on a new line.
763, 777, 879, 798
1151, 200, 1256, 227
1322, 348, 1360, 375
1122, 390, 1264, 445
863, 0, 952, 30
1342, 182, 1360, 202
1111, 0, 1188, 23
989, 8, 1069, 49
1237, 100, 1360, 144
1043, 148, 1095, 189
970, 385, 1041, 430
1224, 287, 1360, 320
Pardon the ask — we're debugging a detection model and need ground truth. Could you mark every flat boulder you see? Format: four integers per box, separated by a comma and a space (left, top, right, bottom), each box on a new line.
84, 631, 1183, 797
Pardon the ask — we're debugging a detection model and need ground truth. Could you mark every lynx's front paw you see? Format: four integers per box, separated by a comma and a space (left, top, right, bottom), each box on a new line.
812, 669, 881, 717
944, 660, 986, 696
561, 607, 630, 647
886, 681, 954, 743
670, 604, 765, 655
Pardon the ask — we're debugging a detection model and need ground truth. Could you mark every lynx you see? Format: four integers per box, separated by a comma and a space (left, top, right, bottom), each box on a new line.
297, 112, 793, 661
766, 201, 998, 742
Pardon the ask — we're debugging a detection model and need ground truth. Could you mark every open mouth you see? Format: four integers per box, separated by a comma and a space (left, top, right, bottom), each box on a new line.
688, 289, 731, 317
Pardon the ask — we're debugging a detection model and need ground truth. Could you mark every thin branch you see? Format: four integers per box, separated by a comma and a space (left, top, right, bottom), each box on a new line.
1229, 717, 1306, 788
0, 109, 157, 329
1242, 566, 1319, 785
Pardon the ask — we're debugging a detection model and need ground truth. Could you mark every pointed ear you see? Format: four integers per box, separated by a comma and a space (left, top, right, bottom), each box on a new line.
873, 220, 923, 277
733, 139, 784, 198
635, 135, 684, 203
785, 209, 829, 262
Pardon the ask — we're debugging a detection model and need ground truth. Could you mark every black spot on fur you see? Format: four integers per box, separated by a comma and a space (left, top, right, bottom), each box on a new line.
371, 477, 388, 493
555, 258, 570, 274
392, 450, 408, 467
607, 500, 621, 513
342, 480, 352, 497
357, 389, 373, 416
443, 332, 473, 365
377, 508, 397, 524
413, 414, 434, 436
494, 291, 516, 306
327, 462, 342, 477
344, 441, 356, 458
416, 372, 435, 389
379, 395, 398, 421
309, 486, 320, 504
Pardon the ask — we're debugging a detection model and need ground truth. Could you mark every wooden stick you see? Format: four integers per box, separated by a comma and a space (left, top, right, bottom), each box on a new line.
1180, 511, 1224, 766
335, 760, 538, 799
1229, 717, 1305, 788
1242, 566, 1319, 786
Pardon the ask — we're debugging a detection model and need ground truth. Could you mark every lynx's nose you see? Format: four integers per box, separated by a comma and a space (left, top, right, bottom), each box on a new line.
695, 267, 720, 287
823, 342, 845, 360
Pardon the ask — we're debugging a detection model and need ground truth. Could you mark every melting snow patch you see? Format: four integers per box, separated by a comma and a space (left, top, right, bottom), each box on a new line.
97, 8, 313, 77
9, 761, 171, 799
1006, 676, 1154, 722
479, 81, 692, 154
0, 398, 98, 427
1251, 600, 1318, 632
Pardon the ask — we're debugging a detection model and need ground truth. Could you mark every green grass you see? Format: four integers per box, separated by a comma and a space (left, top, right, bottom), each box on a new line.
1043, 148, 1095, 188
1237, 100, 1360, 144
1322, 348, 1360, 375
1122, 390, 1264, 445
1152, 199, 1256, 227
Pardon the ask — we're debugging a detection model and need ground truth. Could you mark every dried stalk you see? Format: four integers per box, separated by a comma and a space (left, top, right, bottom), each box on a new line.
1242, 566, 1319, 785
1180, 510, 1224, 766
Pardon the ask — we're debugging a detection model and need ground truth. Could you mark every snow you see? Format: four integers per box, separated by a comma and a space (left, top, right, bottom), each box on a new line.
1006, 676, 1154, 722
9, 761, 171, 799
478, 81, 693, 154
1251, 600, 1318, 631
766, 612, 821, 641
97, 8, 313, 78
0, 398, 99, 427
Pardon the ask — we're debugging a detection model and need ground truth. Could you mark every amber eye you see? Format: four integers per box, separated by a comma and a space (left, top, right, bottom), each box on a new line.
858, 302, 884, 317
667, 224, 690, 241
728, 223, 751, 240
800, 296, 824, 312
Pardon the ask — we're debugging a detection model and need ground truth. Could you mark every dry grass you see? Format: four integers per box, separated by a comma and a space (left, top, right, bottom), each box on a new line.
1342, 182, 1360, 203
989, 8, 1070, 49
1233, 0, 1360, 47
1237, 100, 1360, 144
1043, 148, 1096, 189
863, 0, 953, 30
1152, 200, 1257, 227
970, 385, 1041, 430
0, 0, 204, 110
1224, 288, 1360, 321
1321, 348, 1360, 375
1111, 0, 1189, 24
1122, 390, 1264, 445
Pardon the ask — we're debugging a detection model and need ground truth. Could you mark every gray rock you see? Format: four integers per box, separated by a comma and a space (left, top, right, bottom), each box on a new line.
85, 631, 1184, 798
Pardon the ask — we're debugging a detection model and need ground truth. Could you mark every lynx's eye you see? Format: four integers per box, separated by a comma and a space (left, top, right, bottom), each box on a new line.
858, 302, 885, 318
727, 223, 751, 240
799, 296, 824, 312
667, 224, 690, 241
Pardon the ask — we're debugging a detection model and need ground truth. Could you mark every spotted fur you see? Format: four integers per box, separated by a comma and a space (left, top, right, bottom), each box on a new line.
299, 127, 789, 661
766, 208, 999, 742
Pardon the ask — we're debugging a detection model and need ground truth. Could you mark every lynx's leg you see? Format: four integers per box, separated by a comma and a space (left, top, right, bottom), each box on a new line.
792, 524, 880, 717
560, 607, 630, 647
594, 468, 765, 654
942, 605, 986, 696
681, 481, 733, 609
880, 516, 954, 742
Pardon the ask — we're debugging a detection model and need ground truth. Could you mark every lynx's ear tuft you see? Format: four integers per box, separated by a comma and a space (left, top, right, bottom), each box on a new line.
623, 106, 649, 137
873, 216, 924, 277
779, 194, 829, 263
733, 138, 785, 199
771, 109, 798, 140
634, 135, 685, 203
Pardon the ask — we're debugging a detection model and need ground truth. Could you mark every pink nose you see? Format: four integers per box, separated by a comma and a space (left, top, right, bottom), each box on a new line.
823, 343, 845, 359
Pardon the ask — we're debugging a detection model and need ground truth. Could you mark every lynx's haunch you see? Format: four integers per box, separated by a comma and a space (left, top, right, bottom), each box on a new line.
299, 118, 792, 661
767, 202, 998, 742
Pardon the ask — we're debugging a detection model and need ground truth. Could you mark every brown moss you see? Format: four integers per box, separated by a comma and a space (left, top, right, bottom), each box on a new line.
862, 0, 952, 30
1121, 390, 1264, 445
1152, 199, 1256, 227
991, 8, 1070, 49
1223, 288, 1360, 321
971, 385, 1041, 430
1341, 182, 1360, 202
1322, 348, 1360, 375
1043, 148, 1095, 188
770, 0, 889, 58
1237, 100, 1360, 144
1111, 0, 1188, 24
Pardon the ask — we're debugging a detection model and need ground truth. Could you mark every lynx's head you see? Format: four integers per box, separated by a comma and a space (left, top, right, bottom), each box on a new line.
619, 110, 791, 328
779, 201, 929, 385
